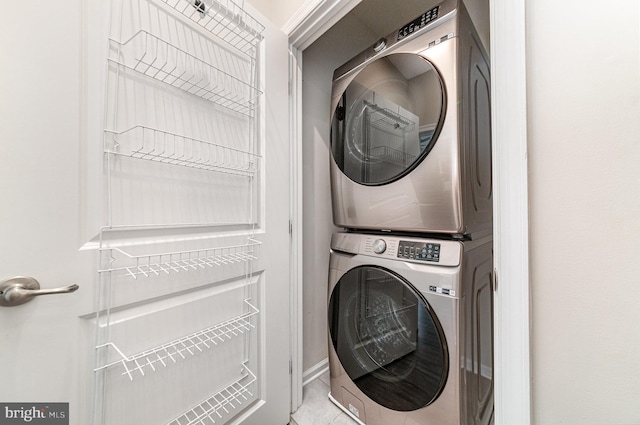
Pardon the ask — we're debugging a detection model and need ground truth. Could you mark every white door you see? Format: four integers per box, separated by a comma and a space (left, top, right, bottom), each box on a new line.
0, 1, 290, 425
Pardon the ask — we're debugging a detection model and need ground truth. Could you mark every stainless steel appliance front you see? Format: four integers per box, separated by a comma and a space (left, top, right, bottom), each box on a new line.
330, 0, 492, 237
327, 231, 494, 425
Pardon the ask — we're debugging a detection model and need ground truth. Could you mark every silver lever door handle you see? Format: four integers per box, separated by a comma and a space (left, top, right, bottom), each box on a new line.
0, 276, 79, 307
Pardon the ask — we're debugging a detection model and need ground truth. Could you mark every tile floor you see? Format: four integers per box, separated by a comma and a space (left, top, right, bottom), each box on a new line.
290, 371, 494, 425
289, 371, 495, 425
290, 370, 358, 425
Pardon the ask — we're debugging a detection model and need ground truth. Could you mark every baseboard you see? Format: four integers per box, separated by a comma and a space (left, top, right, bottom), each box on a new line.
302, 358, 329, 387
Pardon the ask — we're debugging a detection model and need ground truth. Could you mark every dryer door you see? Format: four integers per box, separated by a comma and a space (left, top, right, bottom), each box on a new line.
331, 53, 446, 185
328, 265, 448, 411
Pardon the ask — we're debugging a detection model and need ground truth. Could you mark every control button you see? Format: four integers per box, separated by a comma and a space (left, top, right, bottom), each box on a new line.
373, 38, 387, 53
373, 239, 387, 254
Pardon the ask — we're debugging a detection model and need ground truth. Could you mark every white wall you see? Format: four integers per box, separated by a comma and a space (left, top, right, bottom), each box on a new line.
526, 1, 640, 423
248, 0, 308, 28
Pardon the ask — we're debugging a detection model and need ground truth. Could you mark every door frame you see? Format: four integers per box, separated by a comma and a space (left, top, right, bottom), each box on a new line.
285, 0, 531, 423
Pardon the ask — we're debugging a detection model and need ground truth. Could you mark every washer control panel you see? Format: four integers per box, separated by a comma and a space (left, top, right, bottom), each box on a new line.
398, 240, 440, 262
346, 234, 460, 267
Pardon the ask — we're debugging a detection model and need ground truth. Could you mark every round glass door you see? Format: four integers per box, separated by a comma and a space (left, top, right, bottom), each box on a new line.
331, 53, 446, 185
328, 266, 448, 411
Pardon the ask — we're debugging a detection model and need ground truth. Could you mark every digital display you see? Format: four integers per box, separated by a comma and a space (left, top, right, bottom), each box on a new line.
397, 6, 440, 41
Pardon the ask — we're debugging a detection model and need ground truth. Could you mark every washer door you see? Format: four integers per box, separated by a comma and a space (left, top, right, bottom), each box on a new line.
331, 53, 446, 185
328, 265, 448, 411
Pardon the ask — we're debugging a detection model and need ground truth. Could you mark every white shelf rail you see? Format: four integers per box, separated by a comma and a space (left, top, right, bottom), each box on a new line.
156, 0, 264, 57
99, 239, 261, 279
108, 30, 261, 115
95, 300, 258, 381
104, 125, 260, 176
166, 363, 256, 425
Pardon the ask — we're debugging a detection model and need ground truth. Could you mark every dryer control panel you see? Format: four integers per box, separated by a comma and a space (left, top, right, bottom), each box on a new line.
398, 240, 441, 262
397, 6, 440, 40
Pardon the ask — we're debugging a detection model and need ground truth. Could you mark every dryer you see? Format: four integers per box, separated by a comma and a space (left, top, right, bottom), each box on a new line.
330, 0, 491, 237
327, 232, 493, 425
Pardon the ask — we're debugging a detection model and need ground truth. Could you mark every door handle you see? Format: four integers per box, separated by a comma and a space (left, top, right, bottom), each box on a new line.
0, 276, 79, 307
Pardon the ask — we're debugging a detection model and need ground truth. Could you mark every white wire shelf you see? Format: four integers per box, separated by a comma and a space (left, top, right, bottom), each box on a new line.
166, 363, 256, 425
156, 0, 264, 57
95, 301, 258, 381
104, 125, 260, 176
109, 30, 261, 116
365, 101, 416, 133
99, 239, 260, 279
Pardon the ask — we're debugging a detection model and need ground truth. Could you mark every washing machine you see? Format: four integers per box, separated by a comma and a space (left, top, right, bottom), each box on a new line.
330, 0, 492, 237
327, 232, 494, 425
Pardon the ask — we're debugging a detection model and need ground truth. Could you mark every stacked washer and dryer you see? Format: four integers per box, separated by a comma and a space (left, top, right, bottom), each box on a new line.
326, 1, 494, 424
